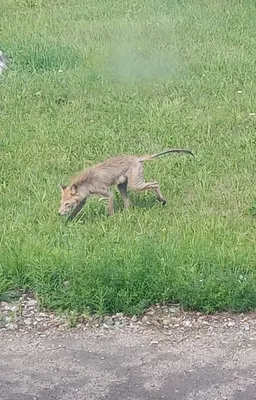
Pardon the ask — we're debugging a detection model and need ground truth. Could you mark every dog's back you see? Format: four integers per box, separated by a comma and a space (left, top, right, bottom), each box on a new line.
71, 155, 136, 188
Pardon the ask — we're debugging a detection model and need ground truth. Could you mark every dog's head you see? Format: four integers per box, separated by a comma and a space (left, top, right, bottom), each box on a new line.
58, 184, 80, 216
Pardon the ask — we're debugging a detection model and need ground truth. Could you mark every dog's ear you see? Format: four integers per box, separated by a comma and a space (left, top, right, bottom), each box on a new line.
59, 184, 67, 192
70, 184, 78, 196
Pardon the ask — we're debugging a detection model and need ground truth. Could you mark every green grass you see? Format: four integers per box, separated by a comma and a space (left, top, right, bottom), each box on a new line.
1, 0, 256, 315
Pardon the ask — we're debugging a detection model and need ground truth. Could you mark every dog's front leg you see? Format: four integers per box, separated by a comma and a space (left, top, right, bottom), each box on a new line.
67, 198, 87, 221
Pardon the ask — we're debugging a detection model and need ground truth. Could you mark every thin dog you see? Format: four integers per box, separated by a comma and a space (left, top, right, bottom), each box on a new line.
58, 148, 194, 220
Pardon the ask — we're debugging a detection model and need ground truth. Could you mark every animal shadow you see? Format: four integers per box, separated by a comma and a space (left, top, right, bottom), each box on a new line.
66, 193, 161, 224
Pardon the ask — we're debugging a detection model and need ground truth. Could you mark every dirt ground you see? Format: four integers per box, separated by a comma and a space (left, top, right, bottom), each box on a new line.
1, 317, 256, 400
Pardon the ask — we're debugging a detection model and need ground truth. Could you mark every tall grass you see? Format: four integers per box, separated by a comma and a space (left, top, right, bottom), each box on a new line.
1, 0, 256, 314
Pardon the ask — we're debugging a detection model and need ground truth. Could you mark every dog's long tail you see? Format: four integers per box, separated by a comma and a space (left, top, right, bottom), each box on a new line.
139, 148, 194, 162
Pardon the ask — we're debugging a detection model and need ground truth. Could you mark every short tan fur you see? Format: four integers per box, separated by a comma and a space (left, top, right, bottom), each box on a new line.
58, 148, 194, 220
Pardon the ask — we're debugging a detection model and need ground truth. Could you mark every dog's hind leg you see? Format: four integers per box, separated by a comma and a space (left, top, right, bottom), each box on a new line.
128, 164, 166, 205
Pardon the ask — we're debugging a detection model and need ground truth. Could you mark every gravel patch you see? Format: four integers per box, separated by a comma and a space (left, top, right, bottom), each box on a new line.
1, 294, 255, 339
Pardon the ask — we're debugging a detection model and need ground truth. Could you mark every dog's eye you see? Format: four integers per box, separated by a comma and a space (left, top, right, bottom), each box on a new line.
65, 202, 70, 207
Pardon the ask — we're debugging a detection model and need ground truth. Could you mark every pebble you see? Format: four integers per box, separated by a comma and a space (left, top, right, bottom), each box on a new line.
6, 323, 17, 331
0, 320, 6, 329
39, 312, 48, 317
27, 300, 38, 307
244, 323, 250, 331
114, 313, 124, 319
103, 316, 114, 326
183, 320, 192, 328
151, 320, 161, 328
10, 305, 19, 312
169, 306, 180, 314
